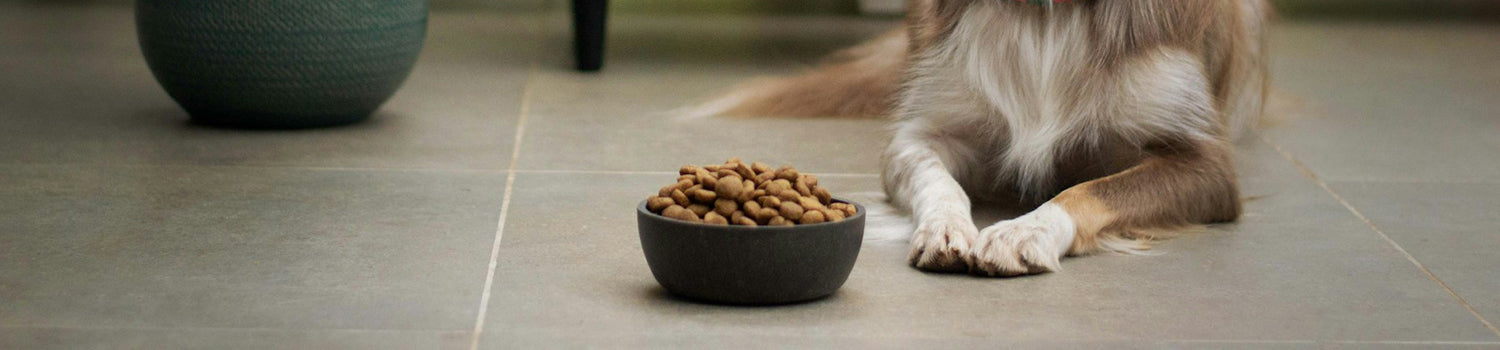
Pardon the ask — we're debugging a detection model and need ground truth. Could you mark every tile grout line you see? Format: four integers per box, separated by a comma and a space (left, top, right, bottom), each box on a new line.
469, 63, 538, 350
1258, 134, 1500, 339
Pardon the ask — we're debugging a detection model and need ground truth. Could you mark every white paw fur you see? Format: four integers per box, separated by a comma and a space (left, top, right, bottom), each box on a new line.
909, 213, 978, 272
971, 203, 1076, 276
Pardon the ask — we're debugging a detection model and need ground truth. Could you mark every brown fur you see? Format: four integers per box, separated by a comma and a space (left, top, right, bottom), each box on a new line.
1054, 139, 1241, 255
906, 0, 972, 53
702, 30, 906, 118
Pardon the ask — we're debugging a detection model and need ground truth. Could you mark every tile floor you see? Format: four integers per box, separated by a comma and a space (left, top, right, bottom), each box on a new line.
2, 3, 1498, 349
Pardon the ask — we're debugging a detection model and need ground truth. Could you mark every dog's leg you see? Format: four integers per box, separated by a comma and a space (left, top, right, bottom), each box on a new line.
883, 128, 979, 272
970, 140, 1241, 276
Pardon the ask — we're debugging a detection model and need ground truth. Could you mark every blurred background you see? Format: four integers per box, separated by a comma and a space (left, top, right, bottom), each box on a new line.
3, 0, 1498, 348
17, 0, 1500, 18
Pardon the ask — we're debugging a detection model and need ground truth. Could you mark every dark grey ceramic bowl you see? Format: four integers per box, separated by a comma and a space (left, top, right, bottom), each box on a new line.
637, 199, 864, 305
136, 0, 428, 129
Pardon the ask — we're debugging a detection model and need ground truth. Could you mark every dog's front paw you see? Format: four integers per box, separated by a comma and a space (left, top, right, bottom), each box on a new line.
971, 204, 1076, 277
909, 214, 978, 272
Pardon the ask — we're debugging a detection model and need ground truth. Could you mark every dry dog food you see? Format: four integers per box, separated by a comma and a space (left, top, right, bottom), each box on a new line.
646, 158, 858, 226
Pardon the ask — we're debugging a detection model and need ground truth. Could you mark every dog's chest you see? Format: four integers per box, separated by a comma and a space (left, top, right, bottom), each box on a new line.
946, 7, 1110, 193
921, 4, 1217, 195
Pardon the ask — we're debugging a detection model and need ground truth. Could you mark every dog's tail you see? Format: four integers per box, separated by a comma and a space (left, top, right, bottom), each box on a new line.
685, 29, 908, 119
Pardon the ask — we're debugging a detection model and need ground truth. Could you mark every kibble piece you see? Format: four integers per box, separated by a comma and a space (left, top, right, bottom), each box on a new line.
757, 208, 780, 225
812, 187, 832, 205
647, 196, 675, 212
664, 205, 700, 222
747, 206, 772, 220
779, 202, 805, 221
687, 204, 712, 217
743, 201, 762, 214
799, 196, 825, 211
800, 210, 826, 224
691, 188, 717, 203
825, 208, 846, 222
735, 163, 756, 179
733, 215, 758, 227
680, 165, 699, 175
717, 168, 739, 179
830, 203, 857, 217
751, 162, 771, 174
695, 169, 717, 189
765, 179, 792, 195
704, 165, 721, 172
804, 174, 819, 186
776, 166, 799, 181
751, 189, 767, 200
777, 189, 801, 202
670, 189, 691, 206
704, 212, 729, 225
677, 175, 695, 184
713, 199, 739, 216
716, 175, 744, 200
768, 216, 793, 226
794, 179, 812, 196
755, 170, 776, 184
740, 180, 756, 202
658, 185, 675, 198
758, 196, 781, 209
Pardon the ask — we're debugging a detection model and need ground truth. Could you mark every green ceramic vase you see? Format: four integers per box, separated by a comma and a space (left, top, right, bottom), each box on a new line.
137, 0, 428, 128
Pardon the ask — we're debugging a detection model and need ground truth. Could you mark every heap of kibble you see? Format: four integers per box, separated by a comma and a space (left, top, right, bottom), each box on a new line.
646, 158, 858, 226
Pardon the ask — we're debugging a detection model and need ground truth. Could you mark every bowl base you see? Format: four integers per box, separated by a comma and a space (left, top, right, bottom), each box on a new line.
661, 287, 838, 306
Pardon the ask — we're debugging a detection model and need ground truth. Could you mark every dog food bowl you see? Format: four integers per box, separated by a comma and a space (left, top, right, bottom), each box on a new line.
636, 199, 865, 305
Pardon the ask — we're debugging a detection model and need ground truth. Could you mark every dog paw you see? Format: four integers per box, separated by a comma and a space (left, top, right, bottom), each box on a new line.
970, 204, 1076, 277
909, 214, 978, 272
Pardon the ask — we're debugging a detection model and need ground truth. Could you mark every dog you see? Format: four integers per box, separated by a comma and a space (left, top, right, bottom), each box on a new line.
694, 0, 1271, 276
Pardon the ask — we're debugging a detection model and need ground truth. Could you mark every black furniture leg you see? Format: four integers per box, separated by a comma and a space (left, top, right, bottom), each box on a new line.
572, 0, 607, 72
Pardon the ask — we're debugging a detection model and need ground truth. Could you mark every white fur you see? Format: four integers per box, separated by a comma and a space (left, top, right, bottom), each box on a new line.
972, 203, 1075, 275
882, 127, 979, 269
884, 3, 1221, 273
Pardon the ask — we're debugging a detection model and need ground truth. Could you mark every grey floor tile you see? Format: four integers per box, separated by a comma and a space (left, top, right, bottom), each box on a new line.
477, 169, 1495, 347
0, 165, 503, 331
1272, 23, 1500, 80
514, 15, 897, 174
1329, 181, 1500, 326
1264, 22, 1500, 182
517, 102, 891, 174
0, 327, 470, 350
0, 6, 536, 170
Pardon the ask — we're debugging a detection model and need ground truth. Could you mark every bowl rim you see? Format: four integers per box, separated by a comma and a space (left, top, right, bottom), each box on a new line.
638, 197, 866, 232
